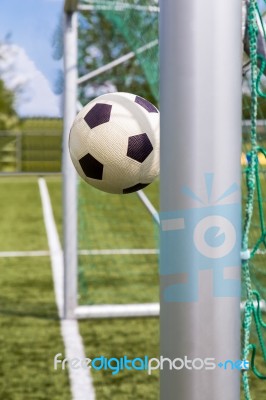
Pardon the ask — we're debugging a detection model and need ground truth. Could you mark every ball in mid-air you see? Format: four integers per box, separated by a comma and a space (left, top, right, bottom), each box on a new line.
69, 92, 160, 194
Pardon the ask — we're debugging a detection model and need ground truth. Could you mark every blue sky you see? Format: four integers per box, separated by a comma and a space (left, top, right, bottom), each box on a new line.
1, 0, 266, 117
259, 0, 266, 12
0, 0, 64, 117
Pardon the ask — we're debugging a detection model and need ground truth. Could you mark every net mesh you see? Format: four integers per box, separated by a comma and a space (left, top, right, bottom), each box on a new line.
77, 0, 266, 396
77, 0, 160, 307
77, 179, 159, 306
78, 0, 159, 105
242, 0, 266, 397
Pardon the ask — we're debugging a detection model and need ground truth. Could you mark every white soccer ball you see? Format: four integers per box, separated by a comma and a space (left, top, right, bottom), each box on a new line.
69, 92, 160, 194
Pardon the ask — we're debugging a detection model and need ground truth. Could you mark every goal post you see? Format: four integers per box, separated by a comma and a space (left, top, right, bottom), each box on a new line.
63, 7, 78, 319
62, 0, 161, 320
160, 0, 242, 399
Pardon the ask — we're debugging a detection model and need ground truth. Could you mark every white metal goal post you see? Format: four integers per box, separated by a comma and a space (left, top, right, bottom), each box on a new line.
63, 0, 161, 320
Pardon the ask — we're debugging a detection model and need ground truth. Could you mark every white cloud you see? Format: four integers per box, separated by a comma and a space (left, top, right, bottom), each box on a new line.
0, 44, 61, 118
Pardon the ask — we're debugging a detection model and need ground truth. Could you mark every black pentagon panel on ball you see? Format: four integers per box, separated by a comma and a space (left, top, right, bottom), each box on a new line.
123, 183, 149, 194
135, 96, 158, 113
79, 153, 103, 180
127, 133, 153, 163
84, 103, 112, 129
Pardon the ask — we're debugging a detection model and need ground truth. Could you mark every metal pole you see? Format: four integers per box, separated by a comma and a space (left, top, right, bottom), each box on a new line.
63, 10, 78, 319
160, 1, 242, 399
77, 40, 158, 85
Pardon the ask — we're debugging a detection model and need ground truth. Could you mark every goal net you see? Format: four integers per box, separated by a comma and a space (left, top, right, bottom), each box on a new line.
242, 1, 266, 396
76, 0, 160, 313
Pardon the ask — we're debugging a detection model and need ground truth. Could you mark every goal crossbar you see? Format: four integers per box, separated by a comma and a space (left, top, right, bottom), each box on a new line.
73, 300, 266, 319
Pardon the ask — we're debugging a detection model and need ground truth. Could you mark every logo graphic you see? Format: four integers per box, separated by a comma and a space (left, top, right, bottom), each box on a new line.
193, 215, 236, 259
160, 173, 241, 302
54, 353, 249, 375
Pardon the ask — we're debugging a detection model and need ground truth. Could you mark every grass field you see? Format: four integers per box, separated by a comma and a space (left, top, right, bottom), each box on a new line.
0, 175, 265, 399
0, 176, 71, 400
48, 175, 161, 398
76, 180, 159, 305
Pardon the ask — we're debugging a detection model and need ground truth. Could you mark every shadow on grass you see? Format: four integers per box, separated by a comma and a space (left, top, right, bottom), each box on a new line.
0, 302, 59, 320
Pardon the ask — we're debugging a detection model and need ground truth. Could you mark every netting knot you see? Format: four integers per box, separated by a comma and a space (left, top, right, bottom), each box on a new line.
241, 249, 251, 260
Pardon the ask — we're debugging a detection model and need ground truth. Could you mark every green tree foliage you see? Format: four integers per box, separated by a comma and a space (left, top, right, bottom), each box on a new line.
52, 4, 159, 107
0, 78, 19, 131
78, 9, 158, 106
0, 40, 20, 131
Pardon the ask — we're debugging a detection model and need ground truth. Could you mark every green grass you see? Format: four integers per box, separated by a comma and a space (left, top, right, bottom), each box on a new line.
48, 175, 266, 398
47, 176, 161, 397
0, 176, 71, 400
79, 318, 159, 400
0, 256, 71, 400
46, 176, 63, 243
245, 352, 266, 400
47, 174, 266, 399
0, 177, 48, 251
47, 177, 160, 305
1, 174, 266, 399
78, 180, 158, 250
77, 181, 159, 304
78, 253, 159, 305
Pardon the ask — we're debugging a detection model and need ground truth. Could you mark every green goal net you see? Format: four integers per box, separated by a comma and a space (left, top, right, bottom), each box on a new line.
242, 0, 266, 397
77, 0, 160, 307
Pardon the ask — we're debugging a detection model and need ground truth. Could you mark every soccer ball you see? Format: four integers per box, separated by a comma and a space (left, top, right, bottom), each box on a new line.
69, 92, 160, 194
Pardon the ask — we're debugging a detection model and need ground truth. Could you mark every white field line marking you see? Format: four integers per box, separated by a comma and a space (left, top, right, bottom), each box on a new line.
0, 250, 50, 257
2, 248, 265, 258
38, 178, 95, 400
79, 248, 159, 255
0, 249, 159, 258
136, 190, 160, 225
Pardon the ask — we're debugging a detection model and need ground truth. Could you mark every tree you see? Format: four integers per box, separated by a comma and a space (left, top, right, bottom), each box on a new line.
77, 8, 158, 106
0, 78, 19, 130
52, 4, 159, 107
0, 40, 20, 130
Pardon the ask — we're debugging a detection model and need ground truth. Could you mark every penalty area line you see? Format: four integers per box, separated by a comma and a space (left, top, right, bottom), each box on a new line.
0, 250, 50, 258
0, 248, 158, 258
79, 248, 159, 255
3, 249, 266, 258
38, 178, 95, 400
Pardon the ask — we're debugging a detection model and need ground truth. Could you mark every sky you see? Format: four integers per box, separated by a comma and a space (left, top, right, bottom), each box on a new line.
0, 0, 64, 117
1, 0, 266, 118
259, 0, 266, 12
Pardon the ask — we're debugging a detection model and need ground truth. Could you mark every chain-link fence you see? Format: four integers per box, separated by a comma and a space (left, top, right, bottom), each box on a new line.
0, 120, 63, 173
